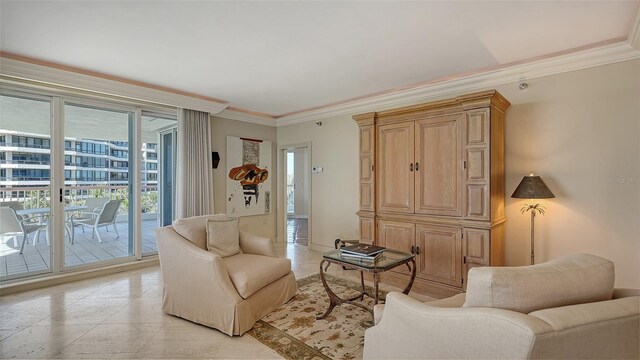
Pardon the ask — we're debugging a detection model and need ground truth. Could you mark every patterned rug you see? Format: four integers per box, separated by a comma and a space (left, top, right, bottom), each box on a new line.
248, 273, 386, 360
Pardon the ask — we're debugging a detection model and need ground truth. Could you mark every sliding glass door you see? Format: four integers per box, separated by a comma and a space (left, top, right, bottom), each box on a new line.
63, 102, 135, 268
159, 128, 177, 227
0, 86, 177, 282
0, 92, 53, 279
141, 114, 176, 255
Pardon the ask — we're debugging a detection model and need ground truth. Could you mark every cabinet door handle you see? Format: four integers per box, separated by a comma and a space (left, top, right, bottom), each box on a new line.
409, 163, 414, 172
410, 245, 415, 254
416, 246, 420, 255
415, 162, 419, 171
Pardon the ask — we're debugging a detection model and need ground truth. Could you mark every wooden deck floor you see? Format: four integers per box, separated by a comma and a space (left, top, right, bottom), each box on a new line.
0, 219, 159, 278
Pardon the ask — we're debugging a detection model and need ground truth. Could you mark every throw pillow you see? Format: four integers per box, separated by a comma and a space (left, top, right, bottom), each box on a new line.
172, 214, 230, 249
206, 217, 240, 257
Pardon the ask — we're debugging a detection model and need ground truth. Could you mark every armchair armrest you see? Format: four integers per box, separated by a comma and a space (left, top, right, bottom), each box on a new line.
156, 226, 244, 334
364, 292, 552, 360
157, 227, 241, 303
239, 230, 276, 257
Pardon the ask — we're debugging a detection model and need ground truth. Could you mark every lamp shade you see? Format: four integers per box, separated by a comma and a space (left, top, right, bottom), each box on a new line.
511, 173, 555, 199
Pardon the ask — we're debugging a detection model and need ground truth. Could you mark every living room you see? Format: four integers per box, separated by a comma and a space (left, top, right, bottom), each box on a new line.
1, 1, 639, 359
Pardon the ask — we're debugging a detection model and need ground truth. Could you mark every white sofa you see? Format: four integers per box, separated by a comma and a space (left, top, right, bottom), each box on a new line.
156, 215, 297, 336
364, 254, 640, 359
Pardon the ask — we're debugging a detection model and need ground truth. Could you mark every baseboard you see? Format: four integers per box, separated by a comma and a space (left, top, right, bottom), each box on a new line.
0, 257, 159, 295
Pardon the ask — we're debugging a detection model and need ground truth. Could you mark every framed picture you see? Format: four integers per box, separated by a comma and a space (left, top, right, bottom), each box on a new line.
226, 136, 272, 216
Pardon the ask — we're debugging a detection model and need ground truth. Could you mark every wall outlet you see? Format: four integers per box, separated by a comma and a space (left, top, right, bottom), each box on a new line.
312, 166, 324, 174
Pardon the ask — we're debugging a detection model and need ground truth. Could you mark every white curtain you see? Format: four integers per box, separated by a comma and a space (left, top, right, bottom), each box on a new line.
176, 108, 213, 218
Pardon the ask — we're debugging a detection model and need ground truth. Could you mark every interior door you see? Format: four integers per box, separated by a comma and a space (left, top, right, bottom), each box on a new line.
376, 122, 414, 213
414, 114, 462, 216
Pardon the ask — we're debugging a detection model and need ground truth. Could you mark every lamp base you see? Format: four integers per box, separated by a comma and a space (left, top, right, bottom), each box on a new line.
530, 210, 535, 265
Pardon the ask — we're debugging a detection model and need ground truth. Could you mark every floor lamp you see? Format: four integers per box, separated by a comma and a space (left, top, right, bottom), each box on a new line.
511, 173, 555, 265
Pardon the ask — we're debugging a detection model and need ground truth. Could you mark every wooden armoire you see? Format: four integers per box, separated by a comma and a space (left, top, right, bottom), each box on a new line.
353, 90, 510, 298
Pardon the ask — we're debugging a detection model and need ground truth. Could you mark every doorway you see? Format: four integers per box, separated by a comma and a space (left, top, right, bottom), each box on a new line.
282, 145, 310, 246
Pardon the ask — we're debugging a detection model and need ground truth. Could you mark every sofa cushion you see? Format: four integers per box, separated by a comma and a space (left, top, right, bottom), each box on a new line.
206, 218, 241, 257
223, 254, 291, 299
172, 214, 231, 250
463, 254, 614, 314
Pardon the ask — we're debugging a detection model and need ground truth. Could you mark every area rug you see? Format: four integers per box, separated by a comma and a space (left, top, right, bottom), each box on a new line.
247, 273, 386, 360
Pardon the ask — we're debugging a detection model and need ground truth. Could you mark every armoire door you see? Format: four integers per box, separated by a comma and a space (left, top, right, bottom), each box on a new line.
414, 114, 462, 216
463, 108, 491, 220
359, 125, 375, 212
415, 224, 462, 287
377, 220, 415, 275
377, 122, 414, 213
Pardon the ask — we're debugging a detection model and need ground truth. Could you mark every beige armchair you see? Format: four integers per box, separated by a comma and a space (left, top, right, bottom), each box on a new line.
156, 214, 297, 336
364, 254, 639, 359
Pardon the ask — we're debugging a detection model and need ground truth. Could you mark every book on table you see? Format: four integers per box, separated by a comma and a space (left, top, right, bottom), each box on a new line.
339, 244, 386, 257
339, 251, 382, 262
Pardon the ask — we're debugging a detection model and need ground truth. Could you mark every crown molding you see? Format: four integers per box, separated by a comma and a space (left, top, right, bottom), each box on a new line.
0, 57, 228, 115
274, 40, 640, 127
214, 108, 277, 127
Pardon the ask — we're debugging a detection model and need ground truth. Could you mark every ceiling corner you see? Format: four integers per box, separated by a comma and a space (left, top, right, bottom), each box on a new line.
214, 109, 278, 127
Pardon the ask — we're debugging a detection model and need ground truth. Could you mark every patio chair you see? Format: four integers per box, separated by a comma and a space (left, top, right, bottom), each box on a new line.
79, 197, 110, 221
70, 197, 109, 234
1, 201, 28, 220
71, 199, 122, 243
0, 207, 47, 254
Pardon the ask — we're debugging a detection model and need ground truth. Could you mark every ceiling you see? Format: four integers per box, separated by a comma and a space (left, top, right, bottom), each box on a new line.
0, 1, 638, 117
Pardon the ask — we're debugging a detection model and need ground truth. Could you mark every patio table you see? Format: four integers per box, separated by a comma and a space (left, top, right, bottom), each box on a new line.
16, 205, 87, 243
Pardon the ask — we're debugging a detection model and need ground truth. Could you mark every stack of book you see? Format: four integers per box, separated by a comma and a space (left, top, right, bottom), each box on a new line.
339, 244, 386, 262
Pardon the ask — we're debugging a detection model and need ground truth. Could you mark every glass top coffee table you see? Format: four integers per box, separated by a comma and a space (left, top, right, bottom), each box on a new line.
316, 248, 416, 320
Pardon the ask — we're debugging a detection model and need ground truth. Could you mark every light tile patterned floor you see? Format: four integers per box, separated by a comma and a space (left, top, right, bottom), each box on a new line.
0, 219, 159, 278
0, 243, 432, 359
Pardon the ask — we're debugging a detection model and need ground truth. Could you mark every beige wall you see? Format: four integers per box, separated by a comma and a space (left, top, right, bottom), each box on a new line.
500, 59, 639, 288
210, 116, 278, 238
276, 59, 640, 288
277, 120, 360, 248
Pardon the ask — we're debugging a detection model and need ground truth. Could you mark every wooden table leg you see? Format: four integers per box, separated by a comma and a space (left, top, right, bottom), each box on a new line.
373, 272, 379, 305
360, 271, 378, 301
317, 260, 372, 320
317, 259, 337, 320
402, 258, 417, 295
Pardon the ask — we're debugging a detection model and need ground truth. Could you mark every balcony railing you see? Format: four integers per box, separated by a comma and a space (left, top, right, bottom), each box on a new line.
0, 159, 50, 165
73, 148, 108, 155
0, 185, 159, 214
0, 142, 50, 149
